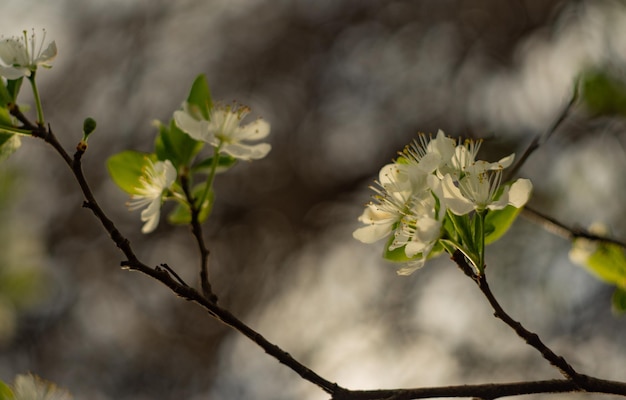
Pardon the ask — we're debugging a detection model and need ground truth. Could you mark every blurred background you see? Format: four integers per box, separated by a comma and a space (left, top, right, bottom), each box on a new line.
1, 0, 626, 399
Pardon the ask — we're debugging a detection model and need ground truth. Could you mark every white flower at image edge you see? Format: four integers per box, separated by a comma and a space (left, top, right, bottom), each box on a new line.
0, 30, 57, 79
12, 374, 72, 400
174, 103, 271, 161
127, 159, 176, 233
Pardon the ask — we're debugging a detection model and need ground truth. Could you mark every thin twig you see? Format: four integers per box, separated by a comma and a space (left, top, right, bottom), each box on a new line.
522, 206, 626, 249
35, 124, 344, 397
451, 251, 584, 385
505, 93, 576, 181
180, 173, 217, 303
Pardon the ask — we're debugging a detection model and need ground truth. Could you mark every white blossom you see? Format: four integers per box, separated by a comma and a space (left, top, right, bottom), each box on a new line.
174, 103, 271, 161
127, 159, 176, 233
0, 30, 57, 79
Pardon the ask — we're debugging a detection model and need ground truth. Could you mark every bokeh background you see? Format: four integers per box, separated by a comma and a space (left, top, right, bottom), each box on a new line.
1, 0, 626, 399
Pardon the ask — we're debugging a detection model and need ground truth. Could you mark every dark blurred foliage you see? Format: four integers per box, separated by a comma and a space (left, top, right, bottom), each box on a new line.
2, 0, 626, 399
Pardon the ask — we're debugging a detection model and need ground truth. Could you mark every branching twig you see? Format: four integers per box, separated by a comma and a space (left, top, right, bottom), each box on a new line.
523, 206, 626, 249
180, 173, 217, 303
505, 93, 576, 181
23, 108, 626, 399
451, 251, 584, 384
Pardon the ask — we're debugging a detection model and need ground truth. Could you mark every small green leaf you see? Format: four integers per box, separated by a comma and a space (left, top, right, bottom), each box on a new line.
484, 205, 523, 245
579, 69, 626, 117
193, 154, 238, 174
0, 380, 14, 400
0, 133, 21, 162
155, 119, 203, 169
583, 242, 626, 287
82, 117, 97, 138
612, 287, 626, 314
168, 184, 214, 224
106, 151, 154, 195
186, 74, 212, 120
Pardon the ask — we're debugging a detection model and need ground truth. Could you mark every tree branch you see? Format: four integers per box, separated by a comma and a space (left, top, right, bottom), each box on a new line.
180, 173, 217, 302
451, 251, 583, 384
522, 206, 626, 249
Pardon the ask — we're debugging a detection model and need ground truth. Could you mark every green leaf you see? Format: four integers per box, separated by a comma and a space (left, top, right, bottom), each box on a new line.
612, 287, 626, 314
0, 380, 13, 400
583, 242, 626, 287
0, 82, 12, 107
106, 151, 154, 195
484, 205, 523, 245
0, 106, 14, 126
186, 74, 212, 120
155, 119, 203, 169
168, 184, 214, 225
579, 69, 626, 117
0, 133, 21, 162
6, 78, 23, 103
192, 154, 238, 174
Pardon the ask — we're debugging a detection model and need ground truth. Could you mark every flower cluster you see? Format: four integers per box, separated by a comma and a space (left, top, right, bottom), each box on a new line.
354, 130, 532, 274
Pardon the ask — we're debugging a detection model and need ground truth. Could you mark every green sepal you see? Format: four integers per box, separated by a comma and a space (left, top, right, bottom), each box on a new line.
382, 236, 413, 263
612, 287, 626, 314
578, 69, 626, 117
0, 133, 21, 162
168, 184, 214, 224
0, 82, 12, 107
0, 380, 14, 400
106, 151, 155, 195
6, 78, 23, 103
186, 74, 212, 120
154, 119, 203, 169
193, 154, 237, 174
484, 205, 523, 245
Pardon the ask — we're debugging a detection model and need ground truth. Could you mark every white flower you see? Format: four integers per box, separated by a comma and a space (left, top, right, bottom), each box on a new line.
391, 178, 445, 275
12, 374, 72, 400
174, 103, 271, 160
442, 161, 532, 215
353, 163, 413, 243
127, 159, 176, 233
0, 30, 57, 79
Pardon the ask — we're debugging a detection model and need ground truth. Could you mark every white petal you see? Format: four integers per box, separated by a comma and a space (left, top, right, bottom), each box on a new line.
174, 110, 213, 143
353, 222, 393, 243
397, 259, 426, 275
237, 118, 270, 140
221, 142, 271, 160
140, 199, 161, 233
0, 65, 28, 79
496, 153, 515, 169
36, 40, 57, 64
441, 174, 475, 215
508, 178, 532, 208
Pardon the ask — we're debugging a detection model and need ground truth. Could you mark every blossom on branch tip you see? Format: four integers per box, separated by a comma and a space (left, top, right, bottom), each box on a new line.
174, 103, 271, 161
127, 159, 176, 233
0, 29, 57, 79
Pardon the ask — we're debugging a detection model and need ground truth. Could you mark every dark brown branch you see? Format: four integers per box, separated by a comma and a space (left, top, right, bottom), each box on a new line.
522, 206, 626, 249
180, 173, 217, 302
35, 125, 344, 396
505, 93, 576, 181
451, 251, 582, 384
332, 377, 626, 400
29, 121, 626, 399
